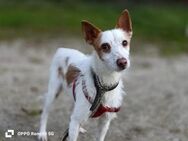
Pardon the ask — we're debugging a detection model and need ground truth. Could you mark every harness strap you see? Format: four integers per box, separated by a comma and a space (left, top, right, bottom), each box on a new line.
82, 79, 93, 104
72, 76, 120, 118
72, 78, 77, 101
64, 72, 120, 140
89, 69, 119, 115
91, 104, 120, 118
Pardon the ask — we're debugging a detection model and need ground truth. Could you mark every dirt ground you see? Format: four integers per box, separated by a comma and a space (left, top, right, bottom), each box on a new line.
0, 38, 188, 141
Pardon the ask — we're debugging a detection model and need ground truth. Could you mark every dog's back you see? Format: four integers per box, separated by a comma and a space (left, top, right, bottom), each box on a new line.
51, 48, 87, 89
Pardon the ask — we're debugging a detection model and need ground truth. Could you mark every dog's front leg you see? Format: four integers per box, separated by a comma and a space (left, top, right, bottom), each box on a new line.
96, 113, 115, 141
68, 116, 80, 141
68, 99, 90, 141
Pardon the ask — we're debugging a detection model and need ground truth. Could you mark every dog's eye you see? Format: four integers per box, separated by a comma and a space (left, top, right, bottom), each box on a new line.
101, 43, 111, 53
122, 40, 128, 47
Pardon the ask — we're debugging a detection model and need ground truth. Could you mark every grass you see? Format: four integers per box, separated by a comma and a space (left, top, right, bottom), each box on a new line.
131, 5, 188, 55
0, 2, 187, 54
0, 4, 121, 35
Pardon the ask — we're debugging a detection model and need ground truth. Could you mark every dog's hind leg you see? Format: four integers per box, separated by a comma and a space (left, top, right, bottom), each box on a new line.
39, 66, 63, 141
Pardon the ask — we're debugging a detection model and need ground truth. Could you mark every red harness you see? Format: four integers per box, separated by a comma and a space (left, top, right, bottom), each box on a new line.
72, 78, 120, 118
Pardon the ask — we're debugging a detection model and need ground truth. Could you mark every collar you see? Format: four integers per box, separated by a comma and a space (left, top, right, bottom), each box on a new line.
90, 68, 119, 114
92, 69, 119, 91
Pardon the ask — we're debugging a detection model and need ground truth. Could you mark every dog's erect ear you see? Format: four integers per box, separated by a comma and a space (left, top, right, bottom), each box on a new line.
82, 20, 101, 45
116, 9, 132, 35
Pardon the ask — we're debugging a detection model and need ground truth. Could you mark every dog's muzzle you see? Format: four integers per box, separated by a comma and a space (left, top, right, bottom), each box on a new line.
116, 58, 127, 70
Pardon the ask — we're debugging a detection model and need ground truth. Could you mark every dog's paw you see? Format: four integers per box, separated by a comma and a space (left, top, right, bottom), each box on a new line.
38, 132, 47, 141
79, 127, 87, 134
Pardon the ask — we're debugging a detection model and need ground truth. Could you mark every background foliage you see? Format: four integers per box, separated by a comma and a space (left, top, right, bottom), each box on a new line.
0, 0, 187, 54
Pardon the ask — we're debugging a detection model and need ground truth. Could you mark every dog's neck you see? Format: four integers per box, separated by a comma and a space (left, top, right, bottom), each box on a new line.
90, 52, 121, 86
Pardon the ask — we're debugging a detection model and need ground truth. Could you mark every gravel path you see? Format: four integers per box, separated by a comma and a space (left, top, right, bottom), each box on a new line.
0, 39, 188, 141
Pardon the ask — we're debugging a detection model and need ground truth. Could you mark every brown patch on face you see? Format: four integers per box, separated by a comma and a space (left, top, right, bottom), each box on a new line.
66, 65, 81, 86
82, 21, 106, 60
92, 34, 105, 61
58, 67, 64, 78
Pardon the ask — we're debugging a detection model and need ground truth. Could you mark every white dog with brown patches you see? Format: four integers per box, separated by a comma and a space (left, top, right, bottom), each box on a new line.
39, 9, 133, 141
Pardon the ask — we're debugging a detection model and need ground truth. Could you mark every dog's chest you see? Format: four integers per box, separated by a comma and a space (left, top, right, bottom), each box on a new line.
82, 72, 124, 108
102, 86, 123, 107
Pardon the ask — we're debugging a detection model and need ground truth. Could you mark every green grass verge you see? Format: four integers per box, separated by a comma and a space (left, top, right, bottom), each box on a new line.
0, 2, 187, 54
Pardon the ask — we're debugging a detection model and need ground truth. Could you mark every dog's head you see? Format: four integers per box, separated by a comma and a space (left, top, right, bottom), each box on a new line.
82, 9, 132, 72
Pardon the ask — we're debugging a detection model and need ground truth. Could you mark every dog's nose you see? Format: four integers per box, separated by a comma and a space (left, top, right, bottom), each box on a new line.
116, 58, 127, 70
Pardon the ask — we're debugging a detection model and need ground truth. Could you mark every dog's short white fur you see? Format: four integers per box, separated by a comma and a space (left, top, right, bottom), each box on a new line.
39, 9, 133, 141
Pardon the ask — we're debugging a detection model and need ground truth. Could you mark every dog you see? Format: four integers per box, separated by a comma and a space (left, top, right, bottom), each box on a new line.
38, 9, 133, 141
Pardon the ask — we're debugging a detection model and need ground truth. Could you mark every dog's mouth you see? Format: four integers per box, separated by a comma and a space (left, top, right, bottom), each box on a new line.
118, 65, 127, 71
